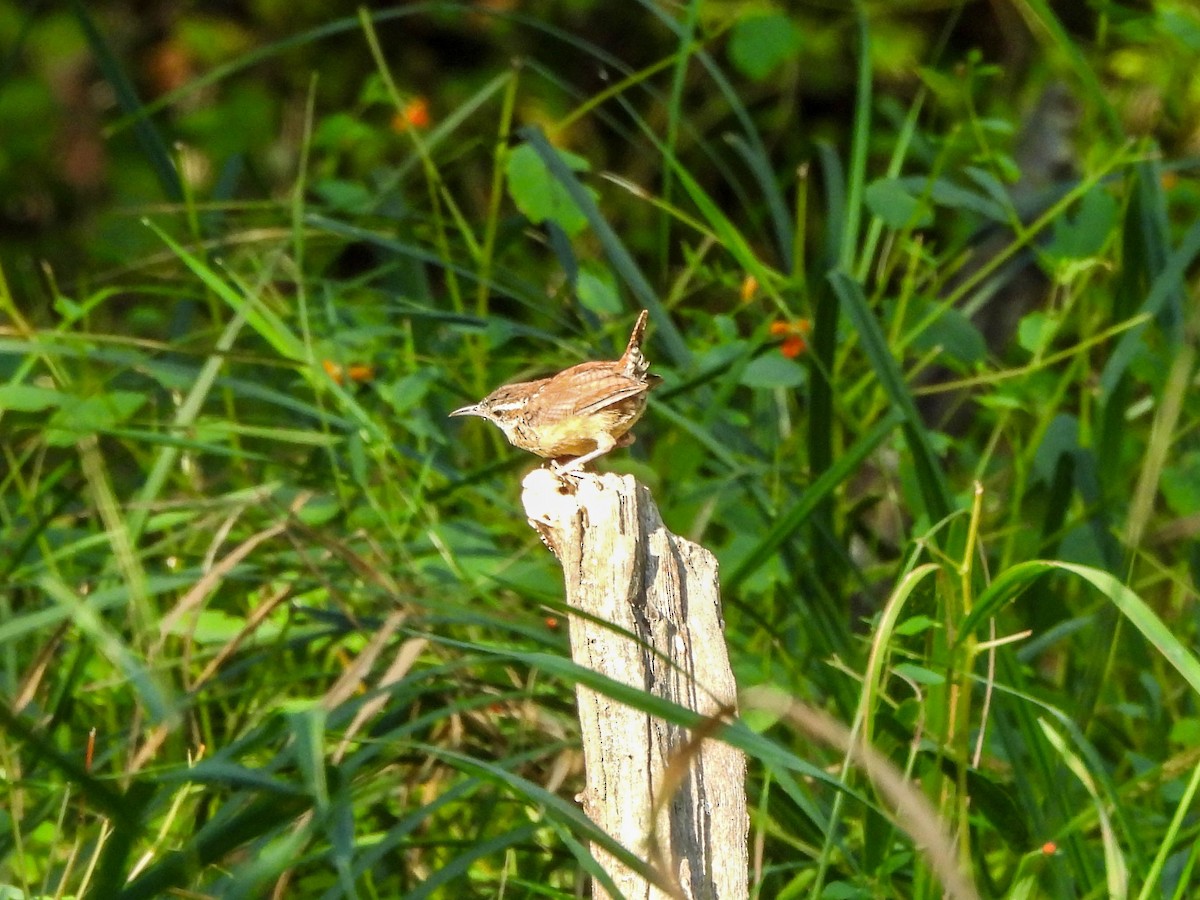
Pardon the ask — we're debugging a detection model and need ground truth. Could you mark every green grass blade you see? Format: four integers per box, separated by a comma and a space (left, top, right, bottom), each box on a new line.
960, 561, 1200, 697
518, 126, 691, 365
841, 8, 872, 271
112, 792, 313, 899
829, 271, 953, 523
70, 0, 182, 202
1016, 0, 1122, 136
726, 408, 903, 591
1099, 214, 1200, 398
1039, 720, 1129, 896
142, 221, 305, 362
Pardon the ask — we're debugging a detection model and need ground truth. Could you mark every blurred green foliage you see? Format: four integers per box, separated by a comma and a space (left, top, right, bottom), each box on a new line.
2, 0, 1200, 897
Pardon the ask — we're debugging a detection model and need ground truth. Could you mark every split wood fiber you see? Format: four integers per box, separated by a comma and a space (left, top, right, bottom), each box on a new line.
522, 468, 748, 900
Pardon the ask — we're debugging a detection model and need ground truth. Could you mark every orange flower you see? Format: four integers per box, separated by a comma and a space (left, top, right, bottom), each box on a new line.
323, 359, 375, 384
769, 319, 811, 358
780, 336, 807, 358
739, 275, 758, 302
392, 97, 430, 131
145, 39, 194, 96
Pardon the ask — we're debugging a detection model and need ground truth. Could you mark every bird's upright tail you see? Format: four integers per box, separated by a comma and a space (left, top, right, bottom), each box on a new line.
619, 310, 652, 380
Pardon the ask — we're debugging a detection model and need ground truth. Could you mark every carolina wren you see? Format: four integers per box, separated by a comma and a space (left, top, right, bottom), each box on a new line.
450, 310, 661, 472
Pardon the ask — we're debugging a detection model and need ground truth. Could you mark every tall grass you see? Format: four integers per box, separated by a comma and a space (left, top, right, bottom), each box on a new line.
2, 2, 1199, 898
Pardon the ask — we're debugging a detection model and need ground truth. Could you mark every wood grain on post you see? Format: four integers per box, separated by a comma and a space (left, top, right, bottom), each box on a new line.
521, 468, 748, 900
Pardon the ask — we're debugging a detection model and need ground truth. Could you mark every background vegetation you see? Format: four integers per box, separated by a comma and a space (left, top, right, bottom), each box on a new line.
2, 1, 1200, 897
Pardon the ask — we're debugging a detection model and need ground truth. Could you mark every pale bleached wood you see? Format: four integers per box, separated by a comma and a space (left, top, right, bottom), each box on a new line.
522, 468, 748, 900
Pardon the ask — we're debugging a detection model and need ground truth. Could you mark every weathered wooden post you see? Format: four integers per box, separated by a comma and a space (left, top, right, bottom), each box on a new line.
522, 467, 748, 900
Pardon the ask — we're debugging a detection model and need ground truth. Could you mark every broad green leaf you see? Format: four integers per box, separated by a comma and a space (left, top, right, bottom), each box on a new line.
1017, 311, 1056, 354
1169, 717, 1200, 747
913, 305, 985, 366
865, 178, 933, 229
0, 383, 68, 411
505, 143, 594, 237
896, 175, 1008, 221
740, 353, 806, 389
576, 263, 623, 314
728, 13, 802, 81
1044, 185, 1118, 262
312, 177, 377, 214
311, 111, 378, 150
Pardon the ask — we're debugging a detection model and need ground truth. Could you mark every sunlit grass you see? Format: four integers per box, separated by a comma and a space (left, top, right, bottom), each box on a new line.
2, 3, 1199, 898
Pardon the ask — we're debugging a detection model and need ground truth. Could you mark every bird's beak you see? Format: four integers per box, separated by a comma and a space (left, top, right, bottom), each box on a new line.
449, 403, 483, 418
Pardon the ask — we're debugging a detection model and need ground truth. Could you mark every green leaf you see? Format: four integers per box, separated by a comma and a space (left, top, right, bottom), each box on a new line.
893, 663, 945, 686
289, 707, 329, 808
70, 0, 182, 202
1162, 8, 1200, 50
1033, 414, 1079, 482
728, 13, 803, 81
893, 614, 940, 637
576, 263, 623, 314
505, 143, 594, 237
312, 177, 377, 214
45, 391, 147, 446
1170, 717, 1200, 747
517, 126, 691, 365
175, 609, 283, 645
822, 882, 873, 899
916, 65, 967, 108
1044, 186, 1118, 261
739, 353, 806, 389
897, 175, 1008, 221
311, 111, 378, 150
1017, 311, 1056, 354
0, 384, 68, 412
913, 305, 985, 366
1161, 451, 1200, 517
383, 369, 437, 416
1100, 211, 1200, 397
864, 178, 933, 229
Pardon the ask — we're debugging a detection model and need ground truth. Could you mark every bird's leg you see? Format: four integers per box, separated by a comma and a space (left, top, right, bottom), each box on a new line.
551, 433, 618, 475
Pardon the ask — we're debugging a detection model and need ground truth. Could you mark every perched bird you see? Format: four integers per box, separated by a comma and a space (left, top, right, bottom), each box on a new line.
450, 311, 661, 472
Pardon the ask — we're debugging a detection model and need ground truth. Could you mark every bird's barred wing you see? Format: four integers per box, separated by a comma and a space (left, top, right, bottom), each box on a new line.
573, 381, 652, 416
531, 365, 652, 419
